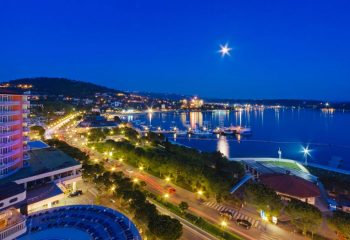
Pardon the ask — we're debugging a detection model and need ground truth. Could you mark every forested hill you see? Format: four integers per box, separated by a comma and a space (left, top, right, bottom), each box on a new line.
4, 77, 123, 98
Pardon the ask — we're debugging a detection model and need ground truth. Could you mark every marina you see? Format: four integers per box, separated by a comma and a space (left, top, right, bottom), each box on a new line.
125, 108, 350, 170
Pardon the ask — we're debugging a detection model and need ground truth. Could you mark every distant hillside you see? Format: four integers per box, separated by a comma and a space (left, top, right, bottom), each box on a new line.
5, 77, 122, 98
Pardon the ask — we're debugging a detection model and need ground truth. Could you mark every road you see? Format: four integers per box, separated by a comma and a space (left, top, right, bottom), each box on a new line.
58, 122, 308, 240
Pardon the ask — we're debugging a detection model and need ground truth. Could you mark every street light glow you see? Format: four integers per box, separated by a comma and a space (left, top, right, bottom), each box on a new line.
220, 220, 227, 227
303, 146, 311, 156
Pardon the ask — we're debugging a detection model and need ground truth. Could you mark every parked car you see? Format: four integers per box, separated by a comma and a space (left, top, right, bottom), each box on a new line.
165, 186, 176, 194
236, 219, 252, 230
220, 210, 234, 220
68, 190, 83, 198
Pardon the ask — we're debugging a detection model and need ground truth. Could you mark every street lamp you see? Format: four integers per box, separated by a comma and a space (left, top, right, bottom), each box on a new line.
133, 178, 139, 183
165, 177, 171, 182
220, 220, 227, 227
163, 193, 169, 199
197, 190, 203, 196
302, 146, 311, 165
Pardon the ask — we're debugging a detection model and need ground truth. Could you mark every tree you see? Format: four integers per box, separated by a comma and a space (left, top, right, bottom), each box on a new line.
148, 215, 183, 240
135, 201, 158, 223
244, 183, 283, 217
328, 210, 350, 239
179, 201, 189, 213
30, 125, 45, 139
285, 199, 322, 235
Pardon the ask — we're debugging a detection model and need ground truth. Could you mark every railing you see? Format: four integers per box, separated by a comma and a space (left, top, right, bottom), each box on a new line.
0, 110, 21, 116
0, 158, 21, 170
0, 120, 21, 127
0, 101, 20, 105
0, 149, 21, 158
0, 129, 21, 137
0, 139, 21, 148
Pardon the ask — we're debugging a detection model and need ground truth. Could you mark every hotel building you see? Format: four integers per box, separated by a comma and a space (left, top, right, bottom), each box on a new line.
0, 89, 30, 178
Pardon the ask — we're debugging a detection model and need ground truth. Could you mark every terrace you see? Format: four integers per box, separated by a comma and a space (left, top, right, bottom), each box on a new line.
0, 147, 81, 185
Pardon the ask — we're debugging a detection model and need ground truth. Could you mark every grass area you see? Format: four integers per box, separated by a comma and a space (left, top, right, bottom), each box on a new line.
147, 192, 243, 240
265, 161, 302, 171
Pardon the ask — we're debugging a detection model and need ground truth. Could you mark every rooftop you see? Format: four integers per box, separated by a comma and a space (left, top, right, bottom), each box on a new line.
260, 174, 321, 198
26, 183, 63, 205
0, 182, 25, 201
241, 158, 317, 183
19, 205, 141, 240
0, 148, 80, 185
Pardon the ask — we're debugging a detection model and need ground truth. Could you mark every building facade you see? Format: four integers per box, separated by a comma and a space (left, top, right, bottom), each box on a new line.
0, 89, 30, 179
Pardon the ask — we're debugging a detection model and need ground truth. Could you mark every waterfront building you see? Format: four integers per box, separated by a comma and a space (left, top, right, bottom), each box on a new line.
238, 159, 321, 205
181, 97, 204, 109
0, 89, 30, 179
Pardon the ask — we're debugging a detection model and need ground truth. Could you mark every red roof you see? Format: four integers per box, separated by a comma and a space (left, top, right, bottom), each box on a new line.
260, 174, 320, 198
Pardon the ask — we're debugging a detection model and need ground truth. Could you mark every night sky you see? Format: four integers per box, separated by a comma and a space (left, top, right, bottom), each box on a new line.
1, 0, 350, 100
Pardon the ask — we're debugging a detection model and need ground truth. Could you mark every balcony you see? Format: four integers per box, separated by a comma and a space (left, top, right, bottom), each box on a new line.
0, 120, 21, 127
0, 110, 21, 116
0, 157, 21, 170
0, 149, 21, 158
0, 101, 20, 106
0, 139, 21, 148
22, 109, 30, 114
0, 129, 21, 137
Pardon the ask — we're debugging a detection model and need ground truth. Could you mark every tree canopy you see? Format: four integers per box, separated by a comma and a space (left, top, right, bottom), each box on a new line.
328, 210, 350, 239
285, 199, 322, 235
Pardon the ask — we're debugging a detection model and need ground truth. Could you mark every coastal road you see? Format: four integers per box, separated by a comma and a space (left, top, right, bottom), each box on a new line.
60, 125, 308, 240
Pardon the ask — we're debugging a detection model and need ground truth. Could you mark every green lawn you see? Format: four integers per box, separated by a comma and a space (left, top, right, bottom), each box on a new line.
265, 161, 303, 171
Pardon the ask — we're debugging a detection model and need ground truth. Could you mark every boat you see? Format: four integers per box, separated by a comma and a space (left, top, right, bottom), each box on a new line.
236, 127, 252, 135
187, 128, 212, 135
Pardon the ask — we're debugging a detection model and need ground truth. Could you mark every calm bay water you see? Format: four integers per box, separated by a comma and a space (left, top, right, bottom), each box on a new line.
124, 109, 350, 170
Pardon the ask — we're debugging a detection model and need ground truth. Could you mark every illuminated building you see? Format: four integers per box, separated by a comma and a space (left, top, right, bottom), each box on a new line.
181, 97, 204, 109
0, 89, 30, 179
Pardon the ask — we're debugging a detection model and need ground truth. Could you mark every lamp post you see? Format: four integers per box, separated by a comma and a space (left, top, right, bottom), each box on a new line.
303, 147, 310, 165
278, 147, 282, 160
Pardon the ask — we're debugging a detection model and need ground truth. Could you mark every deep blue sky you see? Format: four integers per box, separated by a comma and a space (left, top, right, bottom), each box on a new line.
1, 0, 350, 100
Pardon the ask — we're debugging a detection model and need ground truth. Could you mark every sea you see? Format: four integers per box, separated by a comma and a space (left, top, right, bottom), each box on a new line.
122, 108, 350, 170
